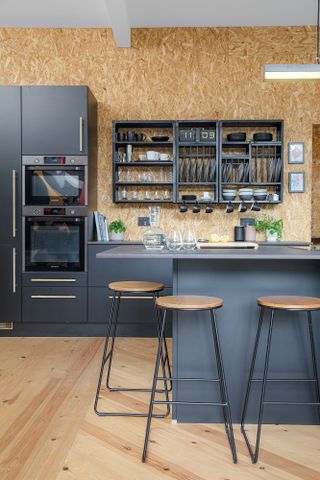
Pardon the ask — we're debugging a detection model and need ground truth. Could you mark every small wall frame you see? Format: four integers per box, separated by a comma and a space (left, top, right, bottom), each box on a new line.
288, 142, 304, 164
288, 172, 305, 193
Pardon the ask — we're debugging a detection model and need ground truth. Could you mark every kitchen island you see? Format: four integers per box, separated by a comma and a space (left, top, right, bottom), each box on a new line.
97, 245, 320, 424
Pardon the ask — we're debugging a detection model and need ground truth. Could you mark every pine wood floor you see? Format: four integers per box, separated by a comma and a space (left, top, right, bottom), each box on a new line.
1, 337, 320, 480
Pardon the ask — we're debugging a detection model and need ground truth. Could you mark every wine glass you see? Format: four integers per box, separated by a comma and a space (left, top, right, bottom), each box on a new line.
182, 228, 197, 250
166, 229, 183, 251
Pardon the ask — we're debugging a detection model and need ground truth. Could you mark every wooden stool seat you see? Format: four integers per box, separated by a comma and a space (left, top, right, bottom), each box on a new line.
258, 295, 320, 310
156, 295, 223, 310
108, 281, 164, 293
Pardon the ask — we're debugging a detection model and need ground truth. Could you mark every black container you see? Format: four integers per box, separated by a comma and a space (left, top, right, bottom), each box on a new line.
253, 132, 273, 142
227, 132, 246, 142
234, 226, 245, 242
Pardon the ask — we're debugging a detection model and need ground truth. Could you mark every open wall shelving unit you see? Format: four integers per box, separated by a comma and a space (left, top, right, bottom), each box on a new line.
112, 119, 284, 205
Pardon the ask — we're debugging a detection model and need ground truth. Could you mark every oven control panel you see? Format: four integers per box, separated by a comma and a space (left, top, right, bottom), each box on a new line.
23, 206, 88, 217
22, 156, 88, 166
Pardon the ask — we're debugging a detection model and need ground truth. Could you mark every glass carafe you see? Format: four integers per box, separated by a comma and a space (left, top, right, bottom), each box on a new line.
143, 206, 166, 250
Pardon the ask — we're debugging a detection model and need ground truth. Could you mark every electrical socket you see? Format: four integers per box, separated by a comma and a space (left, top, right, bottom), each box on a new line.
138, 217, 150, 227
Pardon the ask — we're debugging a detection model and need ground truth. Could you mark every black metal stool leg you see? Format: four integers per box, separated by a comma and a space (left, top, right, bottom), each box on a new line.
154, 293, 172, 394
307, 311, 320, 423
105, 292, 122, 390
251, 308, 274, 463
240, 307, 264, 436
94, 292, 119, 415
142, 309, 167, 463
210, 308, 237, 464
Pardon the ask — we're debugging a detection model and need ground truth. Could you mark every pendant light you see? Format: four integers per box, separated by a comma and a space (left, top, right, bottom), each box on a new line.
264, 0, 320, 80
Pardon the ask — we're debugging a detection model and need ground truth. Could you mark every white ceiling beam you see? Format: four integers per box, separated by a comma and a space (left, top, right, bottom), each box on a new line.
105, 0, 131, 48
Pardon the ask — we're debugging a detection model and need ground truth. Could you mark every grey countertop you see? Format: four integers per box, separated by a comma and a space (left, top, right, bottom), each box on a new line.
97, 245, 320, 260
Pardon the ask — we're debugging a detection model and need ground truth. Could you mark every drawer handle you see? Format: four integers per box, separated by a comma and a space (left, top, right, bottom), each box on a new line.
31, 278, 76, 282
108, 295, 154, 300
31, 295, 77, 299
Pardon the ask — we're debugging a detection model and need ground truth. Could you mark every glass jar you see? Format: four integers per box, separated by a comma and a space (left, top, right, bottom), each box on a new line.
143, 206, 166, 250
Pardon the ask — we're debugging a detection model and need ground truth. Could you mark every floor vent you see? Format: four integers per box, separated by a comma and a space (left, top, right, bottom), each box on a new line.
0, 322, 13, 330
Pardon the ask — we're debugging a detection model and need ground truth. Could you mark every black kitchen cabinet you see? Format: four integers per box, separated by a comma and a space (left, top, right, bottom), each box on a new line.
0, 87, 21, 245
0, 245, 21, 324
22, 286, 87, 324
21, 86, 94, 155
0, 87, 22, 325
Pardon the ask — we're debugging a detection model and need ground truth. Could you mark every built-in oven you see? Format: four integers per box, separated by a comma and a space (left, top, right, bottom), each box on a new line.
22, 156, 88, 206
23, 207, 87, 272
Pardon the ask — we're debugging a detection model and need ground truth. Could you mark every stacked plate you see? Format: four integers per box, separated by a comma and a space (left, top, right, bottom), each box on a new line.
222, 189, 237, 201
253, 188, 267, 201
239, 188, 253, 201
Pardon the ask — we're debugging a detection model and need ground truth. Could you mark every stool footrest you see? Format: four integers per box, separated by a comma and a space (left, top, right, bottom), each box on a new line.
157, 376, 220, 382
263, 401, 320, 406
252, 378, 317, 383
153, 400, 227, 406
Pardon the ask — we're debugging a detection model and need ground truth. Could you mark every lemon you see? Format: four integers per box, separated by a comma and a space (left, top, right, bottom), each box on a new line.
220, 235, 229, 243
210, 234, 220, 243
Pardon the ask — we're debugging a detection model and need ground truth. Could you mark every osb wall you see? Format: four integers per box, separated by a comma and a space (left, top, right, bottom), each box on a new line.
312, 125, 320, 238
1, 26, 320, 241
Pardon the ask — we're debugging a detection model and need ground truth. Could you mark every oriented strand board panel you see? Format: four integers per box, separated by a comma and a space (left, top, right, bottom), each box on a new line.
0, 26, 320, 241
312, 125, 320, 238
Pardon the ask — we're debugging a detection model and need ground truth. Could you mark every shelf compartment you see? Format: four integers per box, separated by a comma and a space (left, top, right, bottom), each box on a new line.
115, 141, 173, 147
179, 142, 217, 147
116, 182, 172, 186
115, 161, 174, 167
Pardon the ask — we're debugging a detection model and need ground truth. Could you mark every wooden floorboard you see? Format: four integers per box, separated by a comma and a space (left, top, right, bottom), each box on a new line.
0, 337, 320, 480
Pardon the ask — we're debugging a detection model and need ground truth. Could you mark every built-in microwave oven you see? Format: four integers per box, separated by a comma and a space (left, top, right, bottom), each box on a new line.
23, 208, 87, 272
22, 156, 88, 207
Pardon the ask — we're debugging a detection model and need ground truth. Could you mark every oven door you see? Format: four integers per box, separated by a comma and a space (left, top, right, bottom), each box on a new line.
24, 165, 87, 206
24, 216, 86, 272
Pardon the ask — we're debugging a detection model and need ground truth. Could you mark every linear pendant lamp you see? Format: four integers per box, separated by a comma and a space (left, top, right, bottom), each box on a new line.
264, 0, 320, 80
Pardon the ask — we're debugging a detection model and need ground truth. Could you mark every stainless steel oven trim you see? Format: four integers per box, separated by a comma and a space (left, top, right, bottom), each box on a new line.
22, 216, 87, 273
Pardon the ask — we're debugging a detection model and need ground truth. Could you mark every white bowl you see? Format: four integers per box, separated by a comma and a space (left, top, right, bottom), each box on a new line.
147, 151, 160, 161
160, 153, 170, 161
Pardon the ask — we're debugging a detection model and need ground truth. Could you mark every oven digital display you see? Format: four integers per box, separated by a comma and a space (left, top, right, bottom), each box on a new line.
44, 156, 66, 165
44, 208, 66, 215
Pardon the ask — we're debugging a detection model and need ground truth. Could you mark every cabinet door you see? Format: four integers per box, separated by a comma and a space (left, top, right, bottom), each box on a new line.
0, 245, 21, 323
0, 87, 21, 244
22, 86, 88, 155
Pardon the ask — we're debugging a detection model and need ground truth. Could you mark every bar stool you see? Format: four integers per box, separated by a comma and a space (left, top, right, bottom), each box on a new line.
94, 281, 172, 417
142, 295, 237, 464
241, 295, 320, 463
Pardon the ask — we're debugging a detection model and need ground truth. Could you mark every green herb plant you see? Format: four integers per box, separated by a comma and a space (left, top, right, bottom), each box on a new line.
253, 215, 283, 240
109, 220, 126, 234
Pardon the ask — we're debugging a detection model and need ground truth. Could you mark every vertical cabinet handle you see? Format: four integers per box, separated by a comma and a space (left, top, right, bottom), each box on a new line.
12, 169, 16, 238
12, 248, 16, 293
79, 116, 83, 152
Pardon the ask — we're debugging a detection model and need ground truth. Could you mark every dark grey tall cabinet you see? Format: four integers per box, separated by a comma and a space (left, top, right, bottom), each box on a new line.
0, 87, 22, 326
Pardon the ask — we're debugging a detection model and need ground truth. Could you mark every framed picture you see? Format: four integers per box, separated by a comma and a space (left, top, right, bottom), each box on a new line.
288, 172, 305, 193
288, 142, 304, 164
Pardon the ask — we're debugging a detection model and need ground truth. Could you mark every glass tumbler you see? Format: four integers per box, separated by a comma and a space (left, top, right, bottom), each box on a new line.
182, 228, 197, 250
166, 229, 183, 251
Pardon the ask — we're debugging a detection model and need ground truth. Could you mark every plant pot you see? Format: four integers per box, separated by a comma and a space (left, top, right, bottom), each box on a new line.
109, 231, 124, 241
266, 230, 280, 242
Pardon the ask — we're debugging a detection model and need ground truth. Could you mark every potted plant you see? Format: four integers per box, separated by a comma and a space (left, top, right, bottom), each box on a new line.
109, 220, 126, 241
253, 215, 283, 242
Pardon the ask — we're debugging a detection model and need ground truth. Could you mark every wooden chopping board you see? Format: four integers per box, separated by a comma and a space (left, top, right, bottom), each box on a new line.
197, 241, 259, 249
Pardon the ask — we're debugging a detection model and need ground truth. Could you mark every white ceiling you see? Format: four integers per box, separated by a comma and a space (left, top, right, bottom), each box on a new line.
0, 0, 318, 46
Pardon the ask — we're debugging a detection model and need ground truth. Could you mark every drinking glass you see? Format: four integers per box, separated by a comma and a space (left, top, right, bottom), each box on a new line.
166, 229, 183, 251
182, 228, 197, 250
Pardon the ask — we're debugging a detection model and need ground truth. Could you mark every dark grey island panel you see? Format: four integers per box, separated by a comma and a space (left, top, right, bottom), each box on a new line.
97, 245, 320, 424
